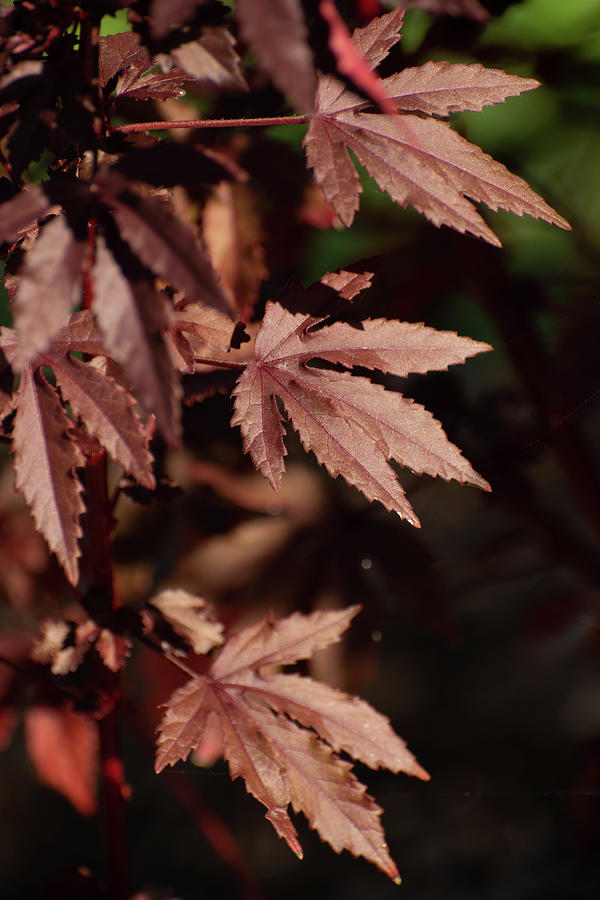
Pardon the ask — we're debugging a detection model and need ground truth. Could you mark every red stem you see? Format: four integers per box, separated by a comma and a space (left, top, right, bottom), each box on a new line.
111, 114, 308, 136
83, 218, 96, 311
83, 450, 130, 900
98, 708, 130, 900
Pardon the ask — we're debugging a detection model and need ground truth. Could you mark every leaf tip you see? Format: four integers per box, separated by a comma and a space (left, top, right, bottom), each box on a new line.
385, 858, 401, 884
415, 763, 431, 782
402, 512, 421, 529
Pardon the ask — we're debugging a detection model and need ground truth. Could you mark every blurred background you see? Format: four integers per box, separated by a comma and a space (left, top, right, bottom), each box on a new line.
1, 0, 600, 897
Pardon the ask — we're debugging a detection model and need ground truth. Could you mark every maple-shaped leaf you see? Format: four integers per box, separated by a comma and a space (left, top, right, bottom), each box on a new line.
116, 52, 190, 102
149, 589, 224, 655
2, 310, 155, 488
230, 281, 491, 526
235, 0, 315, 112
1, 311, 155, 580
156, 606, 428, 879
25, 704, 98, 815
303, 9, 569, 242
99, 32, 192, 102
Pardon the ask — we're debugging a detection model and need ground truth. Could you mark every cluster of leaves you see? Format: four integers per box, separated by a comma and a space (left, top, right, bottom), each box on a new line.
0, 0, 570, 890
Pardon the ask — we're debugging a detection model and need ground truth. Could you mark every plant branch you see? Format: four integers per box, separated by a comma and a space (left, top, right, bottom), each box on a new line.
111, 114, 309, 136
81, 451, 130, 900
98, 706, 130, 900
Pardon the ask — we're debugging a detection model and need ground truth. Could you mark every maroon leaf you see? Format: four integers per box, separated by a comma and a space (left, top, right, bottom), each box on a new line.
2, 308, 155, 486
117, 58, 190, 102
382, 60, 539, 116
95, 629, 131, 672
235, 0, 315, 112
0, 184, 52, 243
171, 300, 236, 357
149, 589, 224, 655
211, 605, 360, 678
25, 705, 98, 815
150, 0, 210, 40
247, 704, 400, 880
13, 216, 85, 366
170, 29, 247, 91
48, 354, 155, 489
49, 309, 112, 358
303, 11, 570, 241
12, 366, 85, 585
351, 7, 404, 68
92, 237, 182, 446
319, 0, 396, 115
238, 672, 429, 776
231, 280, 491, 526
156, 606, 427, 879
99, 180, 231, 315
99, 32, 141, 86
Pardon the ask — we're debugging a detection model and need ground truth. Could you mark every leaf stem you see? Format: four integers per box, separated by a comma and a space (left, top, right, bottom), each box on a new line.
133, 629, 202, 680
111, 114, 309, 136
193, 355, 246, 370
